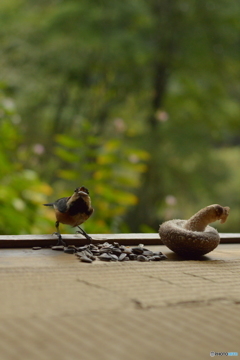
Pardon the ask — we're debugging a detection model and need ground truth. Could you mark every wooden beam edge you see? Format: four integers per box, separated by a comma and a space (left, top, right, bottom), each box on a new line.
0, 233, 239, 248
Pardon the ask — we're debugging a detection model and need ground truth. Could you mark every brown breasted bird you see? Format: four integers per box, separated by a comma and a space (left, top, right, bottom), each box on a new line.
44, 186, 94, 246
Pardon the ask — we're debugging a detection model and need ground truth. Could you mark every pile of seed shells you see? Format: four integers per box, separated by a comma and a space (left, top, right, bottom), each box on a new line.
51, 242, 167, 263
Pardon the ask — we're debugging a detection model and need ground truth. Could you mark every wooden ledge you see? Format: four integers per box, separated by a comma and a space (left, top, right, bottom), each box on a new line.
0, 233, 239, 248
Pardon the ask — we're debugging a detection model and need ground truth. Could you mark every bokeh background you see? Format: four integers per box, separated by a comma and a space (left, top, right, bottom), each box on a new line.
0, 0, 240, 235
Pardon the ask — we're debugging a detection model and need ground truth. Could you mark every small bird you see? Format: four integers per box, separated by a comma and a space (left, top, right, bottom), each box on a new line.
44, 186, 94, 246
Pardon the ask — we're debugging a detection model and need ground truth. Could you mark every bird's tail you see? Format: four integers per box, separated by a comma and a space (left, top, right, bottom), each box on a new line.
43, 203, 54, 206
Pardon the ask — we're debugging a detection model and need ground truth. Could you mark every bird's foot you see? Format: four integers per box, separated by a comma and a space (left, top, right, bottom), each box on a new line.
76, 227, 92, 244
52, 232, 66, 246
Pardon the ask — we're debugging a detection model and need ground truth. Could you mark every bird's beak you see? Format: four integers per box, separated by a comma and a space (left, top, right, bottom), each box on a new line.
78, 190, 88, 196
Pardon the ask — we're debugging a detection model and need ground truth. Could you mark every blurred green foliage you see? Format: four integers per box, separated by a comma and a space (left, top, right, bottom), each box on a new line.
53, 120, 149, 233
0, 0, 240, 234
0, 85, 53, 234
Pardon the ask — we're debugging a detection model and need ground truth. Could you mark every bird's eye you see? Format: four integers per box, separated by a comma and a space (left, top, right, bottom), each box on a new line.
81, 186, 89, 194
74, 188, 78, 192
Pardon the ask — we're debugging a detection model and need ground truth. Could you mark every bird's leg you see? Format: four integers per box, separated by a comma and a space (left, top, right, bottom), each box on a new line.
53, 221, 66, 246
76, 226, 92, 243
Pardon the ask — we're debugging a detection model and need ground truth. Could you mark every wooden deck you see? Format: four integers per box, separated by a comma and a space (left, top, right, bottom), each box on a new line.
0, 234, 239, 360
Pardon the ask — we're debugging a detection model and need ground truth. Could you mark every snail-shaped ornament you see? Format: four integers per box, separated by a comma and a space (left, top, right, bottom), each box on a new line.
159, 204, 230, 258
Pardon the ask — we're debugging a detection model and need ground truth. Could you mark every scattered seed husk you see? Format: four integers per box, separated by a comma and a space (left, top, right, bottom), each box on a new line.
109, 254, 118, 261
129, 253, 138, 261
132, 247, 144, 255
137, 255, 148, 262
99, 248, 112, 254
111, 248, 122, 256
80, 256, 93, 263
64, 248, 76, 254
89, 244, 97, 249
52, 245, 65, 251
91, 250, 100, 256
51, 241, 167, 263
98, 253, 112, 261
122, 248, 132, 255
148, 255, 161, 261
77, 250, 89, 259
119, 253, 127, 261
85, 252, 96, 261
85, 248, 93, 256
78, 245, 89, 251
143, 250, 154, 256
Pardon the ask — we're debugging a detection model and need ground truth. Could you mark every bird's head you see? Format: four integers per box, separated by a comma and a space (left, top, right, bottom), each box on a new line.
74, 186, 90, 197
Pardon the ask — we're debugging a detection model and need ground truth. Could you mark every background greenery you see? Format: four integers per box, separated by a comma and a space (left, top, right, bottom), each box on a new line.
0, 0, 240, 235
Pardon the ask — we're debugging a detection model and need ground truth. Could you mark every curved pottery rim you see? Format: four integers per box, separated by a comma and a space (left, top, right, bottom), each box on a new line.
159, 219, 220, 258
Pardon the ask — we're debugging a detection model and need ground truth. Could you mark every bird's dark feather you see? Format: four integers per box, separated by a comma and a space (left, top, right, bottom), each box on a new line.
68, 197, 90, 216
54, 197, 70, 213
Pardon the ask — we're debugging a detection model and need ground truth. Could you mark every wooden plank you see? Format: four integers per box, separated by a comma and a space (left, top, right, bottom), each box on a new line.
0, 233, 239, 248
0, 233, 161, 248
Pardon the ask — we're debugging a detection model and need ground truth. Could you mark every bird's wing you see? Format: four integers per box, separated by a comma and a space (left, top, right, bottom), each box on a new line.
54, 197, 70, 213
